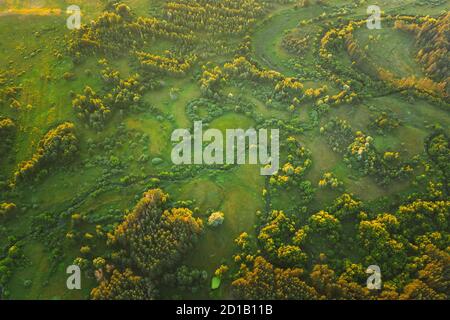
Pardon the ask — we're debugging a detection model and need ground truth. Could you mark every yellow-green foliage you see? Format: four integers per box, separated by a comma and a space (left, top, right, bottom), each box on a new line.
72, 86, 110, 129
0, 117, 16, 151
14, 122, 78, 183
136, 51, 196, 76
0, 202, 16, 219
318, 172, 343, 189
108, 189, 203, 277
68, 4, 194, 56
165, 0, 266, 35
91, 268, 154, 300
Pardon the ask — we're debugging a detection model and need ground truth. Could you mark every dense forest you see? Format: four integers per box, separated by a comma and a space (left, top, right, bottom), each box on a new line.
0, 0, 448, 300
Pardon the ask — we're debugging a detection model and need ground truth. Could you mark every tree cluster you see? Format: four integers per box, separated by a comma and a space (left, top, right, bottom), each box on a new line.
14, 122, 79, 184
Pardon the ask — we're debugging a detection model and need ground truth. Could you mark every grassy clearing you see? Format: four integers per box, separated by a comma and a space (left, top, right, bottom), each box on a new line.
167, 164, 264, 299
353, 26, 424, 79
8, 243, 93, 299
144, 79, 200, 128
252, 5, 318, 77
209, 113, 255, 132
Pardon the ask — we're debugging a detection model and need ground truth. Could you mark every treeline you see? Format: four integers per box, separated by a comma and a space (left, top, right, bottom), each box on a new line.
425, 130, 450, 196
395, 13, 449, 91
67, 1, 290, 62
136, 51, 196, 77
13, 122, 79, 184
68, 3, 195, 58
164, 0, 268, 35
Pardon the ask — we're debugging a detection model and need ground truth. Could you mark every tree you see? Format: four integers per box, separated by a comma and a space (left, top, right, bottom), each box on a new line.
207, 211, 225, 227
258, 210, 303, 265
0, 117, 16, 153
0, 203, 16, 220
109, 189, 203, 277
309, 211, 341, 241
310, 264, 370, 300
358, 214, 407, 277
400, 279, 445, 300
232, 256, 318, 300
398, 200, 449, 239
14, 122, 79, 183
91, 268, 156, 300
